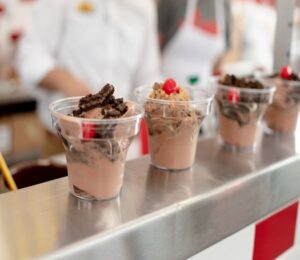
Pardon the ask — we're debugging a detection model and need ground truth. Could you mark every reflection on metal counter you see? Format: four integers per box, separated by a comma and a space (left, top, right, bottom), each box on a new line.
0, 132, 299, 259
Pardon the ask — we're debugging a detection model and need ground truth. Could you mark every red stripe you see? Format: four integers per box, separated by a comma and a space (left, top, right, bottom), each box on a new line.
139, 118, 149, 155
253, 202, 298, 260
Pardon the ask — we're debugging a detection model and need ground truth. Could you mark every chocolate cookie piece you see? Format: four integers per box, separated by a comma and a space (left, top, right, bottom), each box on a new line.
72, 84, 115, 116
78, 84, 115, 112
269, 72, 300, 81
72, 108, 83, 117
72, 84, 128, 119
290, 73, 300, 81
102, 95, 115, 106
115, 102, 128, 113
101, 98, 128, 119
102, 107, 122, 118
220, 75, 264, 89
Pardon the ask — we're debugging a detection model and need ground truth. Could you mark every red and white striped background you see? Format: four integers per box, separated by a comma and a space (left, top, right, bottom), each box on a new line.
189, 200, 300, 260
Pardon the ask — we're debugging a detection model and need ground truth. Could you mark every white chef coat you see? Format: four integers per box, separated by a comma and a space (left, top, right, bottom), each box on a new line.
291, 7, 300, 72
16, 0, 161, 131
161, 0, 225, 86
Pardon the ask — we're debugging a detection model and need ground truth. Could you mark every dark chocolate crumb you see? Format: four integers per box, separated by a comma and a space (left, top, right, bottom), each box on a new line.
290, 73, 300, 81
72, 84, 128, 119
219, 74, 264, 89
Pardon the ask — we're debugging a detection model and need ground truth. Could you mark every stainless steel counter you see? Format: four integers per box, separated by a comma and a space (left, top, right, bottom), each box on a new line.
0, 133, 300, 260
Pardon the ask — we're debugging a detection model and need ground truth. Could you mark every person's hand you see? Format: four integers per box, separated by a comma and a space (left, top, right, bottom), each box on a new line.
64, 81, 91, 97
40, 67, 91, 97
0, 65, 17, 80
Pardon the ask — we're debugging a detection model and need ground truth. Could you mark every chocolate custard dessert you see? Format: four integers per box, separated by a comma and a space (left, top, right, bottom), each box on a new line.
50, 84, 143, 200
264, 66, 300, 133
217, 75, 274, 151
135, 79, 212, 170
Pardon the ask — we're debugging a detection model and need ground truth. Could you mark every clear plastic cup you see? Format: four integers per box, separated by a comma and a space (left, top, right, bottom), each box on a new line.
135, 86, 213, 170
263, 77, 300, 133
49, 97, 143, 200
216, 83, 275, 152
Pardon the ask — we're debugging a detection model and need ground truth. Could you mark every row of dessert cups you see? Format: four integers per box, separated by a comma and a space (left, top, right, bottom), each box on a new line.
49, 75, 300, 201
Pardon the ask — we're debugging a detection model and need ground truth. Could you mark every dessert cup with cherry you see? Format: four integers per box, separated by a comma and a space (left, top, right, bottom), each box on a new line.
216, 75, 275, 152
50, 84, 143, 200
135, 79, 213, 170
263, 66, 300, 133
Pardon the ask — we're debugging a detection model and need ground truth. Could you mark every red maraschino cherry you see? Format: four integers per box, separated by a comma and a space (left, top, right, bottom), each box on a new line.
280, 66, 292, 80
162, 78, 179, 95
82, 122, 96, 139
227, 88, 240, 103
10, 31, 22, 43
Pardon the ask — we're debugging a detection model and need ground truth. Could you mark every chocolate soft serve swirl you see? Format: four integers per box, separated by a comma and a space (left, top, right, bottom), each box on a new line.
73, 84, 128, 120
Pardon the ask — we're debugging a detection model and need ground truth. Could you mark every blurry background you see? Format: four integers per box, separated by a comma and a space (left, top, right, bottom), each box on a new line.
0, 0, 299, 168
0, 0, 43, 166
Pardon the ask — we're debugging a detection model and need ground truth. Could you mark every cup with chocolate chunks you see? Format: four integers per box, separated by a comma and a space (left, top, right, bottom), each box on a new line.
216, 75, 275, 152
135, 79, 213, 170
262, 66, 300, 133
49, 84, 143, 200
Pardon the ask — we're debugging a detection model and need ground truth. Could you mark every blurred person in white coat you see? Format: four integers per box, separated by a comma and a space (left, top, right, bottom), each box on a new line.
220, 0, 277, 75
16, 0, 160, 132
16, 0, 161, 156
16, 0, 160, 156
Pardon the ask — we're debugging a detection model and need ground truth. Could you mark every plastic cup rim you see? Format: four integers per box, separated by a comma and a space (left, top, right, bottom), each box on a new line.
134, 85, 214, 105
49, 97, 144, 125
217, 83, 276, 94
259, 75, 300, 88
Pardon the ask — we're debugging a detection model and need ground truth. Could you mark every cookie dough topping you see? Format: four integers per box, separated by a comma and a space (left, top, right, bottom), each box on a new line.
149, 79, 190, 101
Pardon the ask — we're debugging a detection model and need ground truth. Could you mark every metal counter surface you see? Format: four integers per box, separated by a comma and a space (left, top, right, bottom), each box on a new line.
0, 133, 300, 260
